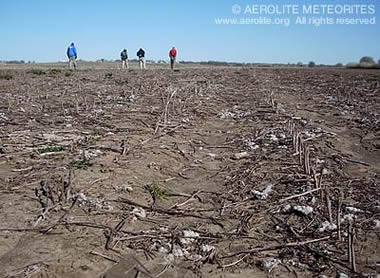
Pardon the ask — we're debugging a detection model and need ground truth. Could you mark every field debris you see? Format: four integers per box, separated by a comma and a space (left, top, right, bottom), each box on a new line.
373, 220, 380, 229
180, 230, 200, 245
345, 206, 362, 213
252, 184, 273, 199
318, 221, 337, 232
219, 107, 249, 119
79, 149, 103, 159
132, 207, 146, 218
233, 151, 249, 160
0, 67, 379, 277
283, 204, 314, 215
263, 258, 281, 271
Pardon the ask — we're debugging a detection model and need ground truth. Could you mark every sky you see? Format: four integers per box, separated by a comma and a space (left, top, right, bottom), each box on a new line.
0, 0, 379, 64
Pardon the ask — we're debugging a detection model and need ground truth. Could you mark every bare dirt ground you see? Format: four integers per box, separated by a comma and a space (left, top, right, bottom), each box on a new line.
0, 66, 379, 278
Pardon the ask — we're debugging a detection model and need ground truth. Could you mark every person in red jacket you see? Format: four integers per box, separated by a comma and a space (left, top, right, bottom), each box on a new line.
169, 47, 177, 70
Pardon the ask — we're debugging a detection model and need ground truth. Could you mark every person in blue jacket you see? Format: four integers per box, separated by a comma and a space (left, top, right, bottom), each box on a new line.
66, 42, 77, 70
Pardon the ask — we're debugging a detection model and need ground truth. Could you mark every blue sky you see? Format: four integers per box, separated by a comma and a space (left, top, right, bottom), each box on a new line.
0, 0, 379, 64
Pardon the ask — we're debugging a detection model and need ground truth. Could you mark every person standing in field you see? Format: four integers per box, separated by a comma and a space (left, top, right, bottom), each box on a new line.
66, 42, 77, 70
169, 47, 177, 70
137, 48, 146, 69
120, 49, 128, 69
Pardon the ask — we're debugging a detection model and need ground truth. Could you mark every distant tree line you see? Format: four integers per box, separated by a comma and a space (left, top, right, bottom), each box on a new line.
179, 61, 250, 66
346, 56, 380, 69
0, 60, 36, 64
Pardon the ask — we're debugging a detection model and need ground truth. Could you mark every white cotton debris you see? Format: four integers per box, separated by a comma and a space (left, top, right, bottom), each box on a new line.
341, 214, 356, 223
180, 230, 200, 245
282, 204, 292, 213
128, 94, 136, 102
244, 139, 259, 150
208, 153, 216, 158
120, 184, 133, 192
0, 113, 8, 121
293, 205, 314, 215
263, 258, 281, 270
373, 220, 380, 228
233, 151, 249, 160
132, 207, 146, 218
125, 185, 133, 192
338, 273, 349, 278
201, 245, 215, 253
219, 111, 234, 119
96, 199, 113, 211
303, 131, 314, 138
268, 134, 279, 142
219, 110, 249, 119
250, 144, 259, 150
172, 246, 185, 257
345, 206, 362, 213
77, 192, 88, 203
76, 195, 113, 211
252, 184, 274, 200
79, 149, 102, 159
316, 158, 325, 164
159, 226, 169, 232
112, 184, 133, 192
169, 245, 191, 258
105, 132, 115, 136
318, 221, 337, 232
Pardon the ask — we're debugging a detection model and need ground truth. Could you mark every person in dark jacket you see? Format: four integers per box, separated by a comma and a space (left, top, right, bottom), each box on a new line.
120, 49, 128, 69
137, 48, 146, 69
169, 47, 177, 70
66, 42, 77, 70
